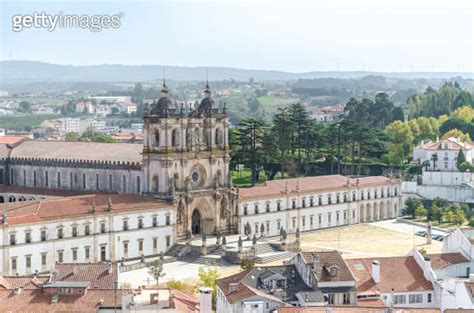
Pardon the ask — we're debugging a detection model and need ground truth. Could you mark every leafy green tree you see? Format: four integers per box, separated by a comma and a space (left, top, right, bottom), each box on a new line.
415, 205, 428, 220
457, 149, 467, 170
65, 132, 79, 141
18, 101, 31, 113
148, 259, 165, 287
233, 118, 269, 185
432, 204, 443, 223
272, 107, 296, 178
454, 209, 466, 225
240, 258, 256, 270
404, 198, 421, 219
198, 265, 220, 309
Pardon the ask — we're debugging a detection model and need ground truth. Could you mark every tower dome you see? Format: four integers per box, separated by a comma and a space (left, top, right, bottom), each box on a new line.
150, 80, 175, 115
196, 82, 215, 114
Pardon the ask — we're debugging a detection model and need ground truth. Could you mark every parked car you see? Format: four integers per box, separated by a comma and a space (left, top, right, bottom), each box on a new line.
415, 230, 427, 237
432, 234, 444, 241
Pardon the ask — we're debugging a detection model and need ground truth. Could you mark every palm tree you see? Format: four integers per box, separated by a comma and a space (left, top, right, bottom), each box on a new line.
431, 153, 438, 171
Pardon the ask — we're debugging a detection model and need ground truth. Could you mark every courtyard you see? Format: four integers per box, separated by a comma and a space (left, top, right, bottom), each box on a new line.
119, 219, 444, 287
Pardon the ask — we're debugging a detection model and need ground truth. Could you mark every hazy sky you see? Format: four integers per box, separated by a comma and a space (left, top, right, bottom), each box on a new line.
1, 0, 473, 72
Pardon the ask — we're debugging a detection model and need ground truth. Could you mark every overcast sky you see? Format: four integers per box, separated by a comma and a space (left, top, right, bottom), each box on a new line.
1, 0, 473, 72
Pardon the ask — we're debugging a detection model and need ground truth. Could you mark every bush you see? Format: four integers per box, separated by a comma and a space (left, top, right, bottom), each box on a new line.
469, 217, 474, 227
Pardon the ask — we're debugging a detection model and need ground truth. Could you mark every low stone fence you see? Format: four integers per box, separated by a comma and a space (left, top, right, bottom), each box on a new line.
396, 218, 451, 234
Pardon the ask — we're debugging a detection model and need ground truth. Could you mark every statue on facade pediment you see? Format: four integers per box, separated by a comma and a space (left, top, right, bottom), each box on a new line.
220, 194, 229, 220
177, 198, 185, 224
184, 175, 192, 192
186, 129, 192, 150
169, 175, 176, 196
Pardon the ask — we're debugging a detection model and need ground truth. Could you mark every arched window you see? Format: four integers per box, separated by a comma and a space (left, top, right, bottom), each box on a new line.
215, 128, 222, 145
153, 175, 159, 192
171, 129, 179, 147
154, 129, 160, 147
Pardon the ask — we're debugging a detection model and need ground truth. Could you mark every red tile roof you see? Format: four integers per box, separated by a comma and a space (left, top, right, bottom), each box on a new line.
416, 137, 473, 150
3, 193, 171, 225
10, 140, 143, 163
54, 263, 117, 289
0, 136, 28, 145
238, 175, 398, 200
0, 289, 126, 312
346, 256, 433, 294
277, 307, 440, 313
300, 251, 355, 282
426, 253, 469, 269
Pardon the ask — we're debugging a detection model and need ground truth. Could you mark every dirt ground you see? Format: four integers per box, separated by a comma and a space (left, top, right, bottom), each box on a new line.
297, 223, 442, 259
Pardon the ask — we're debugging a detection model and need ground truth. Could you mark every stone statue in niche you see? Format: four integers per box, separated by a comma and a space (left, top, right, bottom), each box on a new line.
220, 194, 229, 219
177, 198, 185, 223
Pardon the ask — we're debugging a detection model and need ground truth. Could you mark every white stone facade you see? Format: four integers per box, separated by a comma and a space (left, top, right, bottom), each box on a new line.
0, 205, 174, 276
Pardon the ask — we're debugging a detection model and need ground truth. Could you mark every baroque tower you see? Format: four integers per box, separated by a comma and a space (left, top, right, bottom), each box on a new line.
143, 82, 233, 236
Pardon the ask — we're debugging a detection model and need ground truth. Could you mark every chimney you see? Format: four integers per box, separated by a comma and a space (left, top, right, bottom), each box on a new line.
199, 287, 213, 313
312, 254, 319, 271
372, 260, 380, 284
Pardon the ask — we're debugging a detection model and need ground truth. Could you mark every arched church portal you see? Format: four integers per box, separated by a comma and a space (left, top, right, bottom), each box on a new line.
191, 209, 202, 235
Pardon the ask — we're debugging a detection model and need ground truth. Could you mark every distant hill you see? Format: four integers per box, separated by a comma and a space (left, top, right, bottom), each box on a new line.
0, 60, 473, 84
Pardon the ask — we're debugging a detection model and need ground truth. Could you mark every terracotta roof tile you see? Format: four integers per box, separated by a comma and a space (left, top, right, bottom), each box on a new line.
0, 136, 28, 145
277, 307, 440, 313
54, 263, 117, 289
426, 253, 469, 269
10, 140, 143, 163
346, 256, 433, 294
239, 175, 397, 200
300, 251, 355, 282
2, 193, 171, 225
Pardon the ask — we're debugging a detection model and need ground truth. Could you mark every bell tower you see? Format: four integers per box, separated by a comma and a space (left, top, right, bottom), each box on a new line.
143, 82, 234, 236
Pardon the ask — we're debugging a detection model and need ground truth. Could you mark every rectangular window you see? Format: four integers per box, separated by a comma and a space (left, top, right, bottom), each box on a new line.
343, 293, 350, 304
166, 235, 171, 247
277, 220, 281, 230
292, 200, 296, 209
72, 226, 77, 237
85, 246, 90, 260
82, 173, 86, 189
72, 248, 78, 261
153, 238, 158, 250
109, 175, 113, 190
58, 250, 64, 263
11, 258, 17, 271
266, 203, 270, 212
328, 196, 332, 204
302, 199, 306, 208
96, 173, 99, 190
85, 224, 90, 236
41, 230, 47, 241
244, 206, 248, 215
10, 234, 16, 245
41, 253, 47, 266
302, 216, 306, 227
137, 176, 141, 193
138, 218, 143, 229
318, 197, 322, 206
57, 228, 63, 239
57, 172, 61, 188
153, 216, 158, 227
100, 246, 106, 261
45, 171, 49, 187
254, 204, 259, 214
100, 223, 106, 233
328, 213, 332, 223
310, 198, 314, 207
409, 294, 422, 304
352, 193, 356, 201
166, 215, 171, 225
318, 214, 322, 224
277, 202, 281, 211
122, 175, 126, 192
292, 217, 296, 228
123, 220, 128, 231
310, 215, 314, 226
427, 293, 432, 303
25, 232, 31, 243
336, 195, 340, 203
394, 295, 406, 304
123, 242, 129, 256
138, 240, 144, 254
25, 255, 31, 268
336, 212, 340, 222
